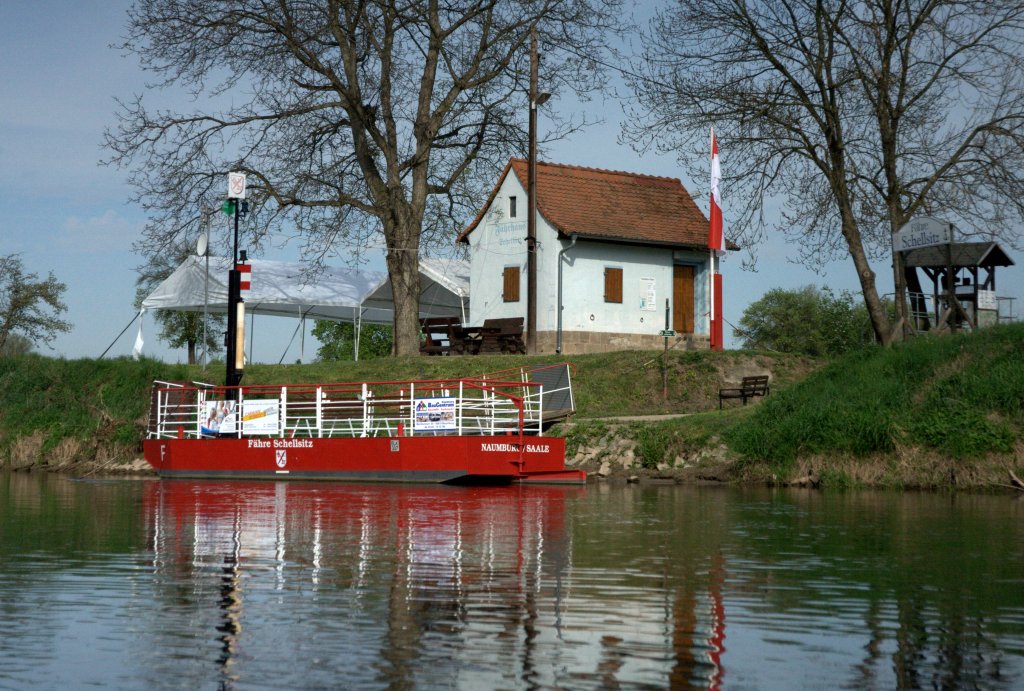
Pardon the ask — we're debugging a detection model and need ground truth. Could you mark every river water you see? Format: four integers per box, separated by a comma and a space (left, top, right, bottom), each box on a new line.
1, 472, 1022, 689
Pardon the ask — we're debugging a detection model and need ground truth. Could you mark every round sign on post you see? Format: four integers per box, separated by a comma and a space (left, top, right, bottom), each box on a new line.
228, 172, 247, 199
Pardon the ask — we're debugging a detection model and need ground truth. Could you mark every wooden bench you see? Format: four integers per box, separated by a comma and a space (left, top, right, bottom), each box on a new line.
718, 375, 770, 409
476, 317, 526, 354
420, 317, 466, 356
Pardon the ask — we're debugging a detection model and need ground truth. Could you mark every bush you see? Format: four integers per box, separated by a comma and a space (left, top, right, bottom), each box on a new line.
736, 285, 885, 356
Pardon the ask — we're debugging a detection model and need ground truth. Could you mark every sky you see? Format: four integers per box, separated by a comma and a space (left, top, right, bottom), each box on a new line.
1, 1, 1020, 364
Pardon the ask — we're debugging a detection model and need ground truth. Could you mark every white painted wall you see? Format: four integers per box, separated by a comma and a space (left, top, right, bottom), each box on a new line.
466, 171, 711, 336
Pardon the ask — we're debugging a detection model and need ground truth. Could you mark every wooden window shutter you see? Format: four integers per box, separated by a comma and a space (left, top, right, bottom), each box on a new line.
604, 267, 623, 303
503, 266, 520, 302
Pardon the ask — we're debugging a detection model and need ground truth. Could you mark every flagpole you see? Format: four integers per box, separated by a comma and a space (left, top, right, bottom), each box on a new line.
708, 128, 715, 346
709, 248, 714, 343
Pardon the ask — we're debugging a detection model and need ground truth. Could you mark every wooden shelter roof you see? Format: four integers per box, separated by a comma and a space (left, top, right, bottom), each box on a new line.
902, 242, 1014, 269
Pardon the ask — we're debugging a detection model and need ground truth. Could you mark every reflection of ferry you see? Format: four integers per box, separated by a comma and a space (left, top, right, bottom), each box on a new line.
142, 480, 581, 686
144, 363, 584, 484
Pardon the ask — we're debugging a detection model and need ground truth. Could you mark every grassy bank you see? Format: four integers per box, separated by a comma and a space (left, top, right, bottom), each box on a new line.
2, 325, 1022, 490
0, 348, 813, 472
724, 323, 1024, 489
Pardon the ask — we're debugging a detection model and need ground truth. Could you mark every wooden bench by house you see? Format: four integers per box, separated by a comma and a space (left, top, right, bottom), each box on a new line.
420, 317, 467, 356
718, 375, 770, 409
476, 317, 526, 354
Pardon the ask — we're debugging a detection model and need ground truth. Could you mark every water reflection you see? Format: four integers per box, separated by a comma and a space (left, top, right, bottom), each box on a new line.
142, 481, 597, 688
1, 472, 1022, 688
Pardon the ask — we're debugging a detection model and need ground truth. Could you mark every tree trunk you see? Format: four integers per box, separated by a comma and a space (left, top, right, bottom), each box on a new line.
187, 339, 197, 365
386, 222, 422, 357
838, 208, 892, 345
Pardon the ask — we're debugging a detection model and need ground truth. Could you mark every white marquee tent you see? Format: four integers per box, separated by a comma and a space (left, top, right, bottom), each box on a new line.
362, 256, 470, 323
135, 256, 470, 361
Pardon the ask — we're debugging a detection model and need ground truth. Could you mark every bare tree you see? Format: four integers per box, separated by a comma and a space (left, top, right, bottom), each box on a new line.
0, 254, 71, 352
105, 0, 623, 355
625, 0, 1024, 344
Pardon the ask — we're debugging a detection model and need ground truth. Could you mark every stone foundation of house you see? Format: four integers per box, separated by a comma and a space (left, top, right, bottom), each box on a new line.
532, 330, 710, 354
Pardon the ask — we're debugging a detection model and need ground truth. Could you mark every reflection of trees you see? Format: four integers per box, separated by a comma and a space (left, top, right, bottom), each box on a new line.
5, 474, 1024, 686
570, 485, 1023, 688
717, 489, 1024, 688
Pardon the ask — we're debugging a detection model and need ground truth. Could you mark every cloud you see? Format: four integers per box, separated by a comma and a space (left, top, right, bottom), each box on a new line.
57, 209, 140, 252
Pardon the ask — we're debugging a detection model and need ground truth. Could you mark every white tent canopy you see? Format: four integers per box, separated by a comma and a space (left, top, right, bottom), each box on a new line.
361, 256, 470, 323
135, 256, 471, 361
141, 256, 393, 323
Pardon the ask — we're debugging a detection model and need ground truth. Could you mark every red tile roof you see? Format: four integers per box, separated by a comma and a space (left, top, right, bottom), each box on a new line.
458, 158, 724, 249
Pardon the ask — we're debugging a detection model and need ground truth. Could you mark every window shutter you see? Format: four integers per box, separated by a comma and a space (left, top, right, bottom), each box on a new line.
604, 267, 623, 303
503, 266, 520, 302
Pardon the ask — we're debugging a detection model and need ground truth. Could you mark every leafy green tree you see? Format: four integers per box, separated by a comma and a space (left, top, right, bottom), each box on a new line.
134, 247, 224, 365
0, 254, 71, 352
736, 286, 879, 356
312, 320, 392, 362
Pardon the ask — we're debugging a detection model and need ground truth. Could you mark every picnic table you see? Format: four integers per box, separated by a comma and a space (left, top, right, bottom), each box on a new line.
475, 317, 526, 354
419, 316, 527, 355
420, 317, 469, 356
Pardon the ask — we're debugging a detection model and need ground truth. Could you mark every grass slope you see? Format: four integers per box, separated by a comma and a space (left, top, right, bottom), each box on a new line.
2, 325, 1021, 490
726, 323, 1024, 488
0, 349, 813, 469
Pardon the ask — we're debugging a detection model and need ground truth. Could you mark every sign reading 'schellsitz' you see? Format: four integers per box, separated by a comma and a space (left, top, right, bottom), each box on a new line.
894, 217, 952, 252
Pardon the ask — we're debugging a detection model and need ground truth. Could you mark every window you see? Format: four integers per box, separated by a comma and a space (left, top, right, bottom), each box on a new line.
604, 267, 623, 303
503, 266, 520, 302
509, 195, 517, 218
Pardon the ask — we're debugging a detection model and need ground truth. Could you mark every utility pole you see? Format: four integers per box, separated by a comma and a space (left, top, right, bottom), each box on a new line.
527, 28, 551, 355
526, 27, 539, 355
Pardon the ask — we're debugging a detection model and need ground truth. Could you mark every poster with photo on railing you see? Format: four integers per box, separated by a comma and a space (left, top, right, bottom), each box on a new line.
200, 399, 279, 436
200, 400, 236, 436
414, 397, 457, 431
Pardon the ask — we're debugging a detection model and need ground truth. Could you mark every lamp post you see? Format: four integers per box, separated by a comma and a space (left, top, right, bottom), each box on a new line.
527, 27, 550, 355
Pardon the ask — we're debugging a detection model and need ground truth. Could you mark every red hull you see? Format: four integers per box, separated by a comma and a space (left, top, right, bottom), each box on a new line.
143, 435, 584, 484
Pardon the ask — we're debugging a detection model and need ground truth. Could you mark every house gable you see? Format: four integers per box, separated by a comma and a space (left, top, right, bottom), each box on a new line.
459, 158, 721, 250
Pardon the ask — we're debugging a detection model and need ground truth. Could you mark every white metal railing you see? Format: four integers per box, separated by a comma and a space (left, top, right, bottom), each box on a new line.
146, 367, 572, 442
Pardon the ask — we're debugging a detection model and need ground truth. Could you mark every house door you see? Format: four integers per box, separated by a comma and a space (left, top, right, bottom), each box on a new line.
673, 265, 695, 334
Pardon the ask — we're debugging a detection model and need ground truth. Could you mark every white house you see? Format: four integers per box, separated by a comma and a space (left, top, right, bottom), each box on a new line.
458, 159, 726, 354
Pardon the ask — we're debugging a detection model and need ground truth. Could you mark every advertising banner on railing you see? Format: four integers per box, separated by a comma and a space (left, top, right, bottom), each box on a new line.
414, 397, 457, 431
200, 399, 279, 436
201, 400, 236, 436
239, 400, 280, 435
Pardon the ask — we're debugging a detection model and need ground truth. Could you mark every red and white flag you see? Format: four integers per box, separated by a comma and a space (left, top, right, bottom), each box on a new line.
708, 129, 724, 254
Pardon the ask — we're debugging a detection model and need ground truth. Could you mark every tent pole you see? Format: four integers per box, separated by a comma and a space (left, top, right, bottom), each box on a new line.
278, 319, 303, 365
203, 252, 209, 370
354, 309, 362, 362
249, 309, 255, 365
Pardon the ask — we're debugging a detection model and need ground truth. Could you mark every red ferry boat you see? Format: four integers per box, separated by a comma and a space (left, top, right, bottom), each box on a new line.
144, 363, 584, 484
